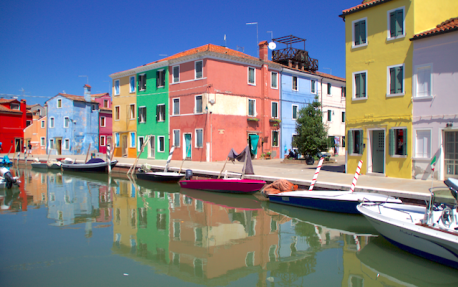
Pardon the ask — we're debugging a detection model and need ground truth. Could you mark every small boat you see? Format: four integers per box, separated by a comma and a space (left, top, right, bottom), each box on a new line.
179, 145, 266, 194
357, 178, 458, 269
135, 146, 184, 182
266, 159, 401, 214
0, 155, 12, 166
61, 158, 118, 173
31, 161, 61, 170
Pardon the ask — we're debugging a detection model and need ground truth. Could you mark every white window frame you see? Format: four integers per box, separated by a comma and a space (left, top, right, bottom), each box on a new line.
272, 130, 279, 147
57, 99, 62, 108
413, 64, 433, 99
386, 63, 405, 97
40, 137, 46, 146
157, 104, 166, 122
138, 74, 146, 91
248, 67, 256, 85
63, 138, 70, 150
138, 106, 146, 123
115, 106, 120, 121
195, 60, 203, 79
352, 17, 368, 49
156, 69, 165, 88
63, 116, 70, 128
414, 128, 432, 159
100, 135, 106, 146
129, 76, 136, 93
158, 136, 165, 152
100, 116, 106, 127
49, 117, 55, 128
292, 105, 298, 120
137, 136, 144, 152
194, 95, 203, 114
130, 132, 136, 148
352, 70, 368, 101
270, 72, 278, 89
248, 98, 256, 117
327, 110, 333, 122
172, 65, 180, 83
173, 129, 180, 148
386, 7, 405, 41
41, 120, 45, 128
49, 139, 54, 149
172, 98, 180, 115
271, 101, 278, 118
195, 128, 203, 148
292, 76, 298, 91
129, 104, 136, 120
114, 79, 120, 96
327, 83, 332, 95
390, 127, 408, 158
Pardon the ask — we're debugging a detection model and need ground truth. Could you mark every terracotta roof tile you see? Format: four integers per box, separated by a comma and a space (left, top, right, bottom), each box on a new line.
58, 93, 98, 103
411, 17, 458, 40
100, 107, 112, 112
91, 93, 110, 98
0, 98, 19, 104
283, 65, 345, 82
340, 0, 391, 17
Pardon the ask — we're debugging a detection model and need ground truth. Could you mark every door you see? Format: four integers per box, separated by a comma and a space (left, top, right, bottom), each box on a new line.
148, 135, 155, 158
371, 130, 385, 173
15, 139, 22, 152
122, 135, 128, 157
184, 134, 192, 159
56, 138, 62, 155
445, 131, 458, 178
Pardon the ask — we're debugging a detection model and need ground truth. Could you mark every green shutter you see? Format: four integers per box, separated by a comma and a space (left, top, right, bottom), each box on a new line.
403, 128, 407, 155
156, 105, 159, 122
355, 74, 360, 98
396, 10, 403, 36
361, 73, 366, 98
144, 107, 147, 123
354, 22, 360, 45
390, 12, 396, 37
138, 107, 140, 123
348, 130, 353, 153
390, 68, 396, 94
389, 129, 394, 156
360, 20, 366, 44
396, 66, 403, 94
359, 130, 364, 154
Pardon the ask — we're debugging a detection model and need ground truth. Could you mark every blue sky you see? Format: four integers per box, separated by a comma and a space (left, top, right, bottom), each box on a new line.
0, 0, 358, 106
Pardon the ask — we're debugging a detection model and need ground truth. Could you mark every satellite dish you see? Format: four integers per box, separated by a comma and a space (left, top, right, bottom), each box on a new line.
268, 42, 276, 50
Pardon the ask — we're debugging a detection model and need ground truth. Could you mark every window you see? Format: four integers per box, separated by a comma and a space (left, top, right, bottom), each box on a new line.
353, 18, 367, 47
57, 99, 62, 108
10, 103, 20, 110
342, 112, 346, 123
341, 87, 346, 97
92, 104, 97, 111
157, 70, 165, 87
388, 64, 404, 96
248, 67, 255, 85
173, 130, 180, 147
130, 132, 136, 148
388, 8, 404, 39
272, 131, 279, 147
311, 80, 316, 93
26, 120, 31, 127
100, 136, 106, 146
327, 83, 331, 95
173, 66, 180, 83
353, 71, 367, 99
138, 137, 144, 151
40, 137, 45, 146
348, 130, 363, 154
196, 129, 203, 148
173, 98, 180, 115
50, 117, 55, 128
156, 104, 165, 122
100, 116, 106, 127
195, 95, 202, 114
158, 136, 165, 152
64, 117, 70, 128
103, 99, 108, 108
64, 139, 69, 150
327, 110, 332, 122
414, 65, 432, 98
389, 128, 407, 156
342, 136, 346, 148
271, 102, 278, 118
292, 76, 298, 91
115, 106, 120, 120
115, 133, 120, 147
138, 107, 146, 123
114, 80, 120, 95
138, 74, 146, 91
173, 222, 181, 240
292, 105, 298, 120
271, 72, 278, 89
195, 61, 203, 79
415, 130, 431, 158
41, 120, 45, 128
130, 76, 135, 93
245, 252, 255, 267
49, 139, 54, 149
248, 99, 256, 116
130, 104, 135, 119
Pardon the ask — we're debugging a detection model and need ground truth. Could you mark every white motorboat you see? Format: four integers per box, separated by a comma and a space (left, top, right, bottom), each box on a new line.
135, 146, 184, 182
357, 178, 458, 269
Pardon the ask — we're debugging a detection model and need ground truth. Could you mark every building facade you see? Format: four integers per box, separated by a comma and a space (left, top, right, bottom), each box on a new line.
91, 93, 112, 154
0, 98, 28, 153
24, 115, 47, 155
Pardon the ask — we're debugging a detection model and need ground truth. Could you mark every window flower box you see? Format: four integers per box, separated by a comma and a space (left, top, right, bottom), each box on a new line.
247, 117, 259, 122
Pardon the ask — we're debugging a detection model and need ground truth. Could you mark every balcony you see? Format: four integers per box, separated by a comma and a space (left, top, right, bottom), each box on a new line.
272, 35, 319, 72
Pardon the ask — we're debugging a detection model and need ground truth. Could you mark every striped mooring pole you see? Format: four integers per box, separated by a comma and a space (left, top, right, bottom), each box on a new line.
309, 157, 325, 191
350, 160, 363, 193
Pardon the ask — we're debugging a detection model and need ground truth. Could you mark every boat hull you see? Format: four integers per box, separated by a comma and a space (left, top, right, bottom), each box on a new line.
136, 172, 184, 182
358, 204, 458, 269
268, 191, 402, 214
179, 179, 266, 194
61, 160, 118, 173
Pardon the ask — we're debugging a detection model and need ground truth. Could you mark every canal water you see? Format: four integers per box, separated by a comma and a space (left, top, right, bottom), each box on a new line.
1, 167, 458, 286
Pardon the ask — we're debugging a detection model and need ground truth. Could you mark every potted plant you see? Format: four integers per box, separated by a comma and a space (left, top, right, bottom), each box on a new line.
247, 117, 259, 122
265, 151, 272, 159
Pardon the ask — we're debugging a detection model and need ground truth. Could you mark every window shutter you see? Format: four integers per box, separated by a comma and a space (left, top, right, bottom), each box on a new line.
156, 71, 160, 87
360, 20, 366, 44
389, 129, 394, 156
396, 66, 403, 94
144, 107, 147, 123
390, 12, 396, 37
396, 10, 403, 36
348, 130, 353, 153
156, 105, 159, 122
403, 128, 407, 155
355, 74, 360, 97
359, 130, 364, 154
354, 22, 360, 45
361, 73, 366, 98
138, 108, 140, 123
390, 68, 396, 94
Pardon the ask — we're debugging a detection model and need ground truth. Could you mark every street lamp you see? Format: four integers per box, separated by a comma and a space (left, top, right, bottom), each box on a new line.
246, 22, 258, 54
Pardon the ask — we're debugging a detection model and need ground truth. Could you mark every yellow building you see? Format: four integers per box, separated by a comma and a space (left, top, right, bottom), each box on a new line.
340, 0, 458, 178
109, 70, 137, 158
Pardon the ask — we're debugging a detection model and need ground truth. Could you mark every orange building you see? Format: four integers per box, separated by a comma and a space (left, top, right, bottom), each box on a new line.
24, 115, 47, 155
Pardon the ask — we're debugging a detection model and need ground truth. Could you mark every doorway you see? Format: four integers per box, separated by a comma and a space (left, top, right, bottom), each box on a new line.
15, 138, 22, 152
445, 131, 458, 178
184, 133, 192, 159
369, 130, 385, 174
148, 135, 155, 158
56, 138, 62, 155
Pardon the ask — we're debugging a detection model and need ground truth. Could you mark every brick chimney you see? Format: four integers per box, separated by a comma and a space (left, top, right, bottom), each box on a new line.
83, 84, 91, 102
259, 41, 268, 61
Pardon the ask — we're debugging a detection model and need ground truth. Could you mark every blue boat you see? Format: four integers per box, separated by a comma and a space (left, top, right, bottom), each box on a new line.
0, 155, 12, 166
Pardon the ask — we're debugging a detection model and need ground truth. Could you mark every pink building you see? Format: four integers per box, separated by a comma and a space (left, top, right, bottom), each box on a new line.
169, 42, 282, 162
91, 92, 112, 154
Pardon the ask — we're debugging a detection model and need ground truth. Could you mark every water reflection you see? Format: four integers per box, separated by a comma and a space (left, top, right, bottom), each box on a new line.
2, 167, 458, 286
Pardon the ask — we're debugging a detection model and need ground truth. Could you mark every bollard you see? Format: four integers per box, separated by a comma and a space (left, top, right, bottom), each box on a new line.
309, 157, 324, 191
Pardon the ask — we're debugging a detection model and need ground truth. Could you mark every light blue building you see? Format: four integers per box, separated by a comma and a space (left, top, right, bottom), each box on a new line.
45, 85, 99, 155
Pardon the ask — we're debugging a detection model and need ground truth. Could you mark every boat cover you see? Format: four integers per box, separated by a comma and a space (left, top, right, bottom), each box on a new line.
86, 158, 105, 164
227, 145, 254, 175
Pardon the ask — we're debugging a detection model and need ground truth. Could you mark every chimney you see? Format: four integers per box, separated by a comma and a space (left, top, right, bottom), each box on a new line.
259, 41, 268, 61
83, 84, 91, 102
288, 60, 292, 68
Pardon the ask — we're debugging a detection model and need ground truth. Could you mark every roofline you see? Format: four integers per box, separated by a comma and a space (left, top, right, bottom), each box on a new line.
282, 67, 345, 82
410, 26, 458, 41
110, 61, 169, 79
339, 0, 392, 19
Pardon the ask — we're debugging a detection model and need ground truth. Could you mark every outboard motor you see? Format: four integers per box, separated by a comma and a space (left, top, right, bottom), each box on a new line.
2, 170, 19, 189
185, 169, 193, 180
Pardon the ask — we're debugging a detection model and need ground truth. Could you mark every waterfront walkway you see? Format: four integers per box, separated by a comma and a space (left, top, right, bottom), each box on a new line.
5, 152, 447, 202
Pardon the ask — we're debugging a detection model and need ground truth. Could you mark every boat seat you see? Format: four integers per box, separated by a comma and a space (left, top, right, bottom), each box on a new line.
444, 178, 458, 201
